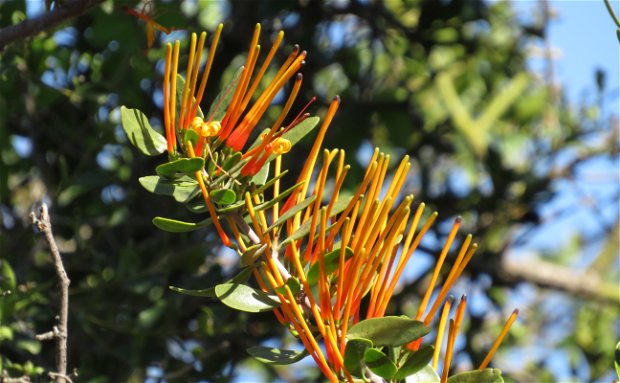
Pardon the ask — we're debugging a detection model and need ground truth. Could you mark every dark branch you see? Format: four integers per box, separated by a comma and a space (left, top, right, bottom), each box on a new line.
0, 0, 104, 51
30, 204, 71, 383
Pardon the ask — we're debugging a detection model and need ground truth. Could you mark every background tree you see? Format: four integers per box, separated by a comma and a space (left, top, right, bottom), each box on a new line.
0, 0, 617, 382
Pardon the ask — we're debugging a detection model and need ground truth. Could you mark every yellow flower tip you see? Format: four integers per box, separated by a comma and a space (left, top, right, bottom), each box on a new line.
201, 121, 221, 137
270, 138, 291, 154
191, 116, 204, 131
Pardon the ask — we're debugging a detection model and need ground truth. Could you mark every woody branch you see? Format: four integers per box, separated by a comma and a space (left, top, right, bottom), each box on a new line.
30, 204, 71, 383
0, 0, 104, 51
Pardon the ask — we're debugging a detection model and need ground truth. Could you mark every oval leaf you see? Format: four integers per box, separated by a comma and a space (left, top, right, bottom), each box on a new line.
152, 216, 211, 233
344, 338, 373, 378
348, 316, 431, 347
406, 365, 440, 383
170, 267, 253, 298
394, 345, 434, 380
139, 175, 200, 203
215, 283, 280, 313
120, 106, 167, 156
306, 246, 354, 285
247, 346, 308, 365
156, 158, 205, 179
364, 348, 397, 380
446, 368, 504, 383
210, 189, 237, 205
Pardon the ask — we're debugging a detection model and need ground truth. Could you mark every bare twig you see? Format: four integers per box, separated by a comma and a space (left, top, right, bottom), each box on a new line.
30, 204, 70, 383
0, 0, 104, 51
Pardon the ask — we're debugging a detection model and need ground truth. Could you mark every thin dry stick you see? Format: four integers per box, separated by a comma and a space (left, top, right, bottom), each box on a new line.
30, 204, 71, 383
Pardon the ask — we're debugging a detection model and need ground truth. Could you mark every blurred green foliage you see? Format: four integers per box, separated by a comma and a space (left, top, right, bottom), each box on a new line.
0, 0, 617, 382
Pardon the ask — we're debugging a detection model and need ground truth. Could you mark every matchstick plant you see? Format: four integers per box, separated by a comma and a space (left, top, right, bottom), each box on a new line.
120, 24, 518, 383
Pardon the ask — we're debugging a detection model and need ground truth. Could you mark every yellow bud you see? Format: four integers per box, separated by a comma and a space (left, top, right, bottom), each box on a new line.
191, 116, 204, 131
271, 138, 291, 154
201, 121, 221, 137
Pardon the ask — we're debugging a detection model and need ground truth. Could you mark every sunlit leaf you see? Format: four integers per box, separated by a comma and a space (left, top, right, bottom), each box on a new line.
156, 157, 205, 179
251, 162, 270, 185
210, 189, 236, 205
139, 175, 200, 203
152, 216, 211, 232
215, 283, 280, 312
405, 365, 440, 382
447, 368, 504, 383
348, 316, 430, 347
120, 106, 167, 156
247, 346, 309, 365
169, 267, 253, 298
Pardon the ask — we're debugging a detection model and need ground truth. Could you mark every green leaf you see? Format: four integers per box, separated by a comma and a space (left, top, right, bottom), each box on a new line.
247, 346, 309, 365
364, 348, 397, 380
394, 345, 434, 380
152, 216, 211, 233
267, 195, 316, 233
170, 267, 253, 298
210, 189, 236, 205
207, 66, 243, 121
275, 276, 300, 296
139, 175, 200, 203
281, 194, 353, 245
222, 151, 243, 172
306, 246, 354, 285
251, 162, 270, 185
447, 368, 504, 383
184, 128, 200, 147
344, 338, 373, 378
241, 244, 265, 267
215, 283, 280, 312
156, 157, 205, 179
120, 106, 167, 156
348, 316, 431, 347
406, 365, 440, 382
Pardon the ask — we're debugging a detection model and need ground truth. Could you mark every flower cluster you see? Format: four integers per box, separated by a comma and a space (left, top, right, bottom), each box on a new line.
122, 24, 518, 383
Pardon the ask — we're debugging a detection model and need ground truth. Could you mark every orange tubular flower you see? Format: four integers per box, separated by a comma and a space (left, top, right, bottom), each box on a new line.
229, 95, 518, 381
156, 26, 518, 382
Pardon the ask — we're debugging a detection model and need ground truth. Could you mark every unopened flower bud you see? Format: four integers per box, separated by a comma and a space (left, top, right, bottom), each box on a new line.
191, 116, 204, 131
201, 121, 221, 137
